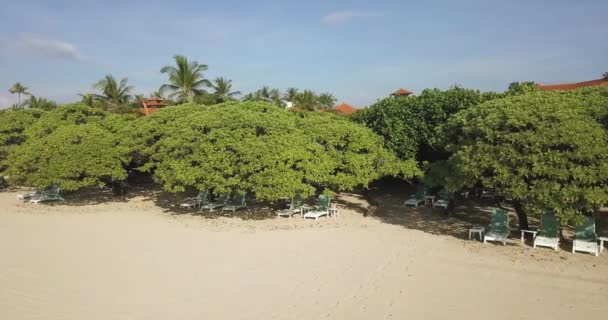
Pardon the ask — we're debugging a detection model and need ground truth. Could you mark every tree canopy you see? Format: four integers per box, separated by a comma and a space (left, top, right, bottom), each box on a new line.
5, 104, 135, 190
355, 86, 502, 161
129, 101, 420, 199
430, 89, 608, 225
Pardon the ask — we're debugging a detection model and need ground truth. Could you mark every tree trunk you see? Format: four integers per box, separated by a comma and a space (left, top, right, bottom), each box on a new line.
512, 200, 529, 230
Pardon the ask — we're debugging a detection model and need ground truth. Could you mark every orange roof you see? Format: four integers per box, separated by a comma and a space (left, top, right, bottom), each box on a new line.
334, 103, 357, 115
392, 88, 413, 96
537, 79, 608, 91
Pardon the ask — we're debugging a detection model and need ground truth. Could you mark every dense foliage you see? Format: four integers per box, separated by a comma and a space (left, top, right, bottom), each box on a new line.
0, 109, 44, 173
129, 101, 420, 199
5, 105, 135, 190
430, 88, 608, 225
354, 87, 502, 160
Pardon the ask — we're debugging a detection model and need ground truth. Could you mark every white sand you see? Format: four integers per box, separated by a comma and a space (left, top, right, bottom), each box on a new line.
0, 190, 607, 319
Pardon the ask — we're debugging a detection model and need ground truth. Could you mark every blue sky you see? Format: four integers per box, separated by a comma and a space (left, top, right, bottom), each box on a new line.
1, 0, 607, 108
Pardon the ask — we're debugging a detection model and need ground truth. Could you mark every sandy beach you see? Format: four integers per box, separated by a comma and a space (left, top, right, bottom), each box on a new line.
1, 188, 607, 320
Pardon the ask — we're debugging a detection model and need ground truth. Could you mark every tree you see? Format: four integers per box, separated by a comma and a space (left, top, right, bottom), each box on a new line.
6, 104, 135, 191
79, 93, 95, 107
243, 86, 284, 108
129, 101, 419, 199
24, 96, 58, 110
283, 87, 299, 102
93, 75, 133, 104
603, 72, 608, 80
506, 81, 537, 95
294, 90, 318, 111
8, 82, 31, 106
432, 91, 608, 227
210, 77, 240, 103
356, 87, 500, 160
317, 93, 336, 110
160, 55, 211, 103
0, 109, 44, 174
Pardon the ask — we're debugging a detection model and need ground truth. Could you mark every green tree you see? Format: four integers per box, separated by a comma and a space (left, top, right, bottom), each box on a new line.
129, 101, 419, 199
283, 87, 299, 102
160, 55, 211, 103
294, 90, 318, 111
8, 82, 31, 106
603, 72, 608, 80
0, 109, 44, 174
356, 87, 499, 160
79, 93, 95, 107
432, 91, 608, 227
93, 75, 133, 104
210, 77, 241, 103
6, 104, 135, 190
317, 92, 336, 110
24, 96, 58, 110
506, 81, 537, 95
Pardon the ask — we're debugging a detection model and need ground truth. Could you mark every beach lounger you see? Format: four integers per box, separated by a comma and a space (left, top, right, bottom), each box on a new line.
29, 185, 64, 204
303, 194, 330, 220
483, 208, 510, 245
199, 193, 229, 212
222, 193, 247, 213
572, 216, 599, 256
180, 190, 209, 209
403, 189, 426, 208
17, 190, 41, 201
533, 213, 560, 251
432, 191, 452, 209
277, 193, 304, 217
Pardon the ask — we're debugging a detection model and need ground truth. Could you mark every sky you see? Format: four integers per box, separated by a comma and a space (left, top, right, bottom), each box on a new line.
1, 0, 607, 108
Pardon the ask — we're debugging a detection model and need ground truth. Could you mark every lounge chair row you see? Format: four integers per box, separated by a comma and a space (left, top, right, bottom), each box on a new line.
181, 191, 247, 213
480, 209, 602, 256
404, 190, 452, 209
277, 194, 336, 220
17, 185, 64, 204
181, 192, 337, 220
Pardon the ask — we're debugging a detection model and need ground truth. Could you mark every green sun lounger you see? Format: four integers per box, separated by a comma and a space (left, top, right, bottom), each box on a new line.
200, 193, 229, 212
29, 185, 64, 204
483, 208, 510, 245
404, 189, 426, 208
180, 190, 209, 209
303, 194, 330, 220
277, 193, 304, 217
533, 213, 560, 251
222, 193, 247, 213
572, 216, 599, 256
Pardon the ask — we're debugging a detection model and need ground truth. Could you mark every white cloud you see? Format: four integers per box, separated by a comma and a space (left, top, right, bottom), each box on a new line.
322, 10, 380, 24
15, 34, 83, 61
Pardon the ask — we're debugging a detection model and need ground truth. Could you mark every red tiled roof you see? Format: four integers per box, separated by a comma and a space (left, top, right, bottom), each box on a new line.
141, 97, 168, 116
392, 88, 413, 96
334, 103, 357, 115
536, 79, 608, 91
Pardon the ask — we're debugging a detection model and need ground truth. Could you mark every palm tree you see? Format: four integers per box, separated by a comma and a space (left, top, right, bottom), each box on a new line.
25, 96, 57, 110
211, 77, 241, 103
8, 82, 31, 106
160, 55, 211, 103
283, 87, 299, 102
317, 92, 336, 110
603, 72, 608, 80
78, 93, 95, 107
294, 90, 318, 111
92, 75, 133, 105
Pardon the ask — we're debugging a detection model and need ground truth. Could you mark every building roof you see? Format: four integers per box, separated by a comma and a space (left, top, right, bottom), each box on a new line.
142, 97, 167, 108
536, 79, 608, 91
334, 103, 357, 115
392, 88, 413, 96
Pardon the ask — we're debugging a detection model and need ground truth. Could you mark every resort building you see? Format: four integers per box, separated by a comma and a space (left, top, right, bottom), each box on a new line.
141, 97, 168, 116
392, 88, 413, 97
334, 103, 357, 115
